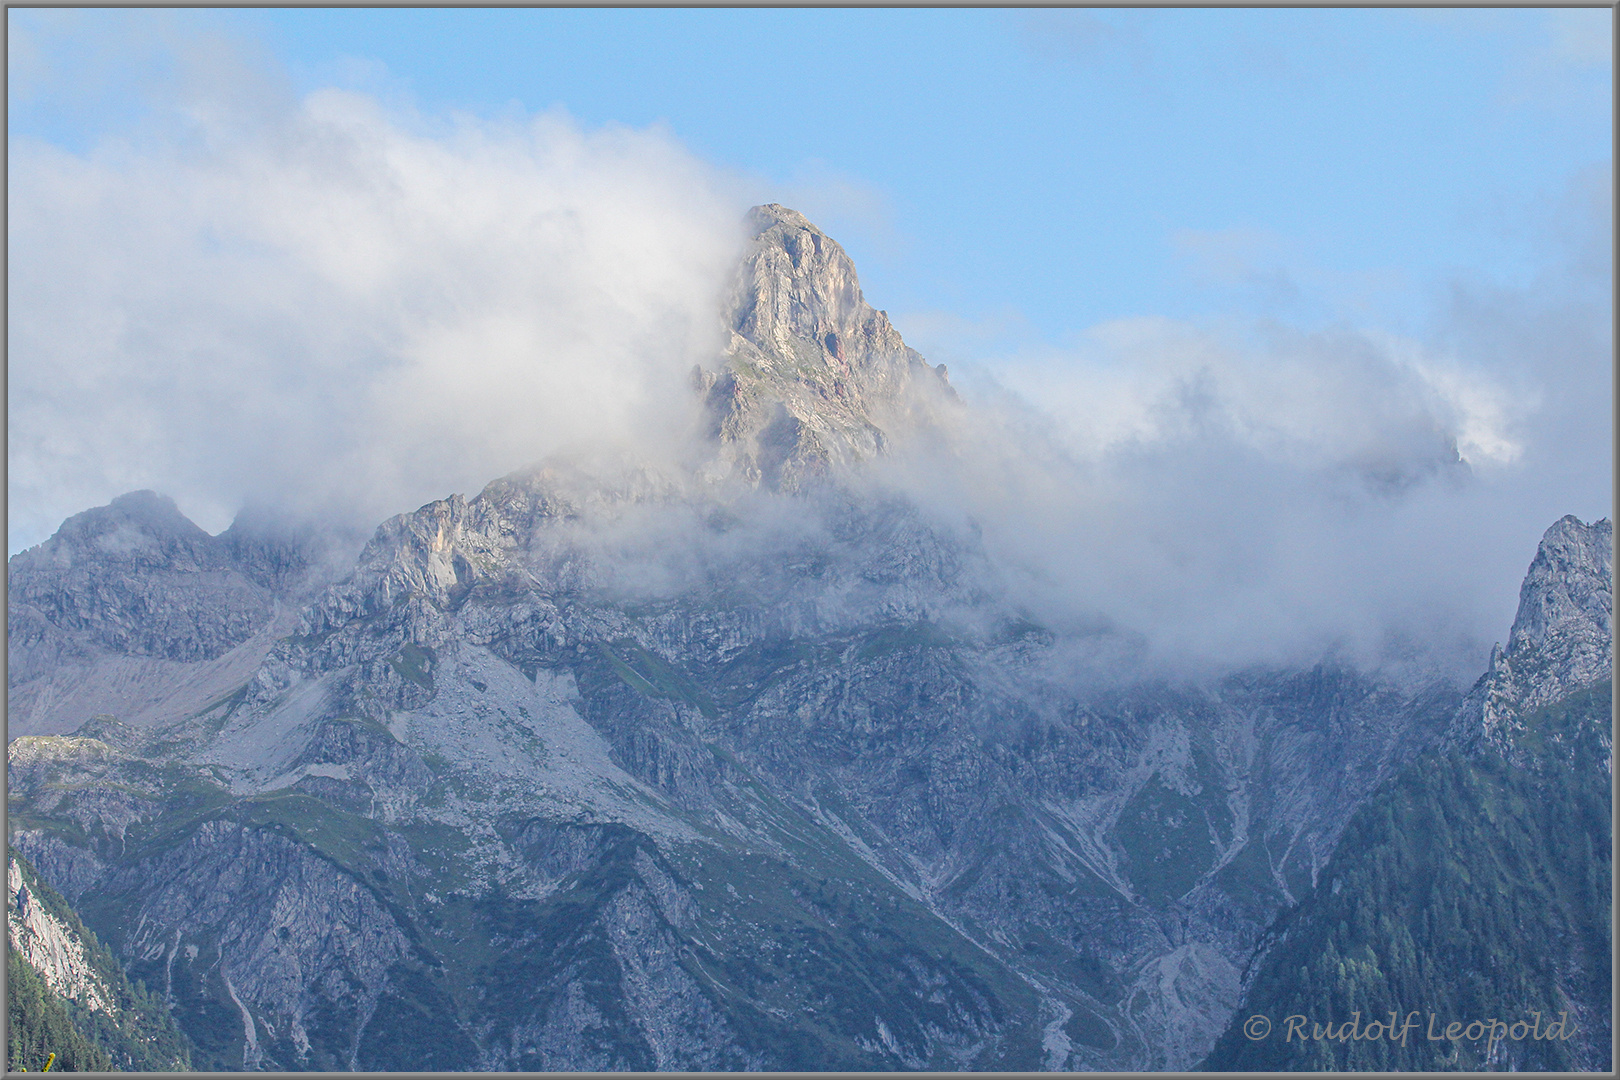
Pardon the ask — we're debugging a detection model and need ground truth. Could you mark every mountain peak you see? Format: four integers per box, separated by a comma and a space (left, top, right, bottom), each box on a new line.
696, 206, 950, 491
1506, 515, 1613, 660
22, 490, 215, 570
746, 202, 817, 233
731, 203, 895, 364
1456, 514, 1613, 754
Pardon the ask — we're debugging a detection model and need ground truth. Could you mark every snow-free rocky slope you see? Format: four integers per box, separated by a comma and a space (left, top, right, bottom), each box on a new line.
7, 207, 1609, 1071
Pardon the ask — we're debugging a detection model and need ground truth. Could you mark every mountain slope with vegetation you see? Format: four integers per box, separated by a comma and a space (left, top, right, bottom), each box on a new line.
6, 208, 1609, 1072
1203, 518, 1612, 1072
7, 849, 192, 1071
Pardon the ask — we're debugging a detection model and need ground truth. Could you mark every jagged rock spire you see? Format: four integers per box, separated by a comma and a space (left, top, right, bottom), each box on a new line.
695, 205, 951, 491
1456, 514, 1613, 754
728, 204, 914, 380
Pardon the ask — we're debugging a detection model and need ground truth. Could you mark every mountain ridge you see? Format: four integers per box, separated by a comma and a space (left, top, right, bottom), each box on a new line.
7, 205, 1609, 1072
1450, 514, 1614, 760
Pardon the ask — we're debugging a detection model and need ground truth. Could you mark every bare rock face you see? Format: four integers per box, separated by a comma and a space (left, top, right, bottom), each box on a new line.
1503, 515, 1613, 695
6, 494, 352, 739
697, 204, 953, 490
7, 491, 272, 665
8, 856, 115, 1016
1455, 515, 1613, 755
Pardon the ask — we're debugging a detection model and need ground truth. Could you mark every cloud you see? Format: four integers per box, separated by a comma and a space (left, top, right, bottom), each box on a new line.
8, 14, 1607, 693
885, 306, 1037, 371
966, 317, 1528, 479
8, 26, 752, 552
1549, 160, 1612, 283
1172, 227, 1305, 315
1170, 226, 1414, 326
872, 166, 1609, 683
1173, 227, 1289, 289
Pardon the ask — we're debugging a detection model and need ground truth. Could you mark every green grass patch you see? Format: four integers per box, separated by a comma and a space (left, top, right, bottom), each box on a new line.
854, 621, 956, 662
390, 642, 436, 690
237, 790, 386, 875
1115, 774, 1218, 902
596, 640, 719, 719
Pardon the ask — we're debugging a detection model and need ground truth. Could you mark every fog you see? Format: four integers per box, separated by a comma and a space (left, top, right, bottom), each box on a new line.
9, 28, 1610, 687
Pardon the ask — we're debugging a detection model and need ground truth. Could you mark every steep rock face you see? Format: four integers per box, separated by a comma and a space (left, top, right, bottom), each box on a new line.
1454, 515, 1613, 757
698, 204, 952, 490
220, 505, 346, 594
11, 719, 1045, 1071
6, 849, 193, 1071
9, 857, 115, 1015
7, 491, 272, 666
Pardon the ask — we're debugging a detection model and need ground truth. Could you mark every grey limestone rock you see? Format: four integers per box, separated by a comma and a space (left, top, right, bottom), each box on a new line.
698, 204, 954, 491
6, 492, 355, 740
7, 491, 273, 665
1453, 514, 1613, 755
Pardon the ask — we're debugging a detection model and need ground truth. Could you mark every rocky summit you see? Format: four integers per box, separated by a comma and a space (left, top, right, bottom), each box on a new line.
7, 207, 1613, 1072
695, 203, 953, 491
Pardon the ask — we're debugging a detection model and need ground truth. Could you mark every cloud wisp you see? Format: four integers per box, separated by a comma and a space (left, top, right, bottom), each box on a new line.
876, 226, 1608, 683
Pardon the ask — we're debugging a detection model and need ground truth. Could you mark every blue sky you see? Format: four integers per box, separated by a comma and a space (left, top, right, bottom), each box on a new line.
7, 7, 1613, 675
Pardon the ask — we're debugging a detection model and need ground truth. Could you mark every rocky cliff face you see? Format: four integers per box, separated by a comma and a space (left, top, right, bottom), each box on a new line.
9, 856, 115, 1016
7, 492, 350, 741
8, 490, 275, 667
7, 206, 1604, 1072
695, 204, 953, 491
6, 848, 193, 1071
1453, 515, 1613, 760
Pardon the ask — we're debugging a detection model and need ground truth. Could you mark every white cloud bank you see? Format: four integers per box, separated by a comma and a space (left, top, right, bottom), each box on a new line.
9, 42, 749, 549
880, 170, 1611, 683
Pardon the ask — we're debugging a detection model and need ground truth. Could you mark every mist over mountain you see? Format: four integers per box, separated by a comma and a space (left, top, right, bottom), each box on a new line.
11, 54, 1611, 680
8, 87, 751, 549
8, 202, 1610, 1071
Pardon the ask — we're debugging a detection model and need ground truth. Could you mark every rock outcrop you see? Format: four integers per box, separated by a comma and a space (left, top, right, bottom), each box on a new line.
8, 857, 114, 1015
6, 493, 351, 740
6, 849, 193, 1071
7, 491, 274, 666
1453, 514, 1613, 757
1205, 516, 1613, 1073
696, 204, 953, 490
